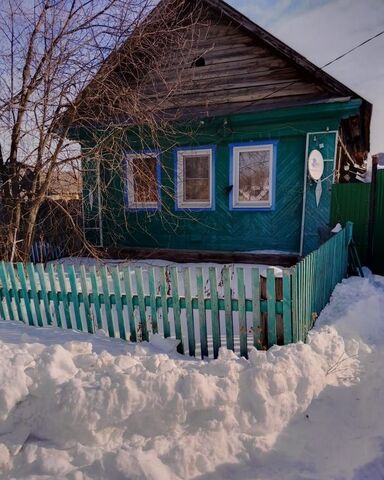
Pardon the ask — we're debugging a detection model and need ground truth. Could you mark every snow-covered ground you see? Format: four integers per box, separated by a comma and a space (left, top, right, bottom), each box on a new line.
0, 272, 383, 479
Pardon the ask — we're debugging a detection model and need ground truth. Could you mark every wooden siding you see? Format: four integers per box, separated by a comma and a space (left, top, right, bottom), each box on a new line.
113, 15, 331, 117
87, 104, 361, 254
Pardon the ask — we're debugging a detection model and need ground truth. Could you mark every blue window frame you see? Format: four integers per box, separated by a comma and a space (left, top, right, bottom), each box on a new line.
229, 141, 278, 211
124, 150, 161, 211
174, 145, 215, 211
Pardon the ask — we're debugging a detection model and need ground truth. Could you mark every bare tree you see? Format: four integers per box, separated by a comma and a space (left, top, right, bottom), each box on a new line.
0, 0, 209, 261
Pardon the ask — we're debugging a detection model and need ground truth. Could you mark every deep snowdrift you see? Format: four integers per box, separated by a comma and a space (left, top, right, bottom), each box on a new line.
0, 273, 382, 479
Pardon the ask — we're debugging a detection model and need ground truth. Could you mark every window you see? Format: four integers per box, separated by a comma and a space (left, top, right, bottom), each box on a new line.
175, 147, 214, 210
125, 152, 160, 210
230, 142, 277, 210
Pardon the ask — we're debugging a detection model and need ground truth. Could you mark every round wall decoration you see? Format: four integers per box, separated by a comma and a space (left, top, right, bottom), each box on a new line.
308, 149, 324, 181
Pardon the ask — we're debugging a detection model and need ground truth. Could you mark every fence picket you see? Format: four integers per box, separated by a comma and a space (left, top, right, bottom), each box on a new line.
183, 268, 195, 356
0, 261, 15, 321
196, 267, 208, 358
266, 268, 277, 347
223, 267, 234, 352
251, 268, 261, 349
57, 264, 73, 329
237, 267, 247, 358
27, 263, 43, 327
0, 263, 8, 320
209, 267, 220, 359
282, 270, 292, 343
100, 266, 115, 337
36, 264, 52, 326
111, 266, 126, 340
134, 267, 148, 342
67, 265, 83, 331
122, 267, 137, 342
47, 263, 62, 328
79, 265, 94, 333
148, 267, 158, 334
17, 263, 34, 326
158, 267, 170, 338
89, 266, 103, 330
6, 263, 24, 323
170, 267, 183, 354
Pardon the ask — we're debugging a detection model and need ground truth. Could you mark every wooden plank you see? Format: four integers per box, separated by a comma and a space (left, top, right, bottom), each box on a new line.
223, 266, 234, 351
122, 266, 137, 342
282, 270, 292, 343
79, 265, 94, 333
134, 267, 148, 342
298, 262, 304, 342
26, 264, 43, 327
237, 267, 247, 358
100, 266, 115, 337
266, 268, 277, 347
148, 267, 158, 334
36, 264, 52, 326
196, 267, 208, 358
147, 82, 321, 108
17, 263, 34, 326
0, 261, 15, 321
89, 266, 103, 330
209, 267, 220, 358
183, 268, 195, 356
47, 263, 62, 328
0, 263, 7, 320
291, 266, 298, 343
57, 264, 73, 329
170, 266, 183, 354
251, 267, 261, 349
111, 266, 126, 340
304, 257, 310, 337
159, 267, 170, 338
6, 263, 24, 323
67, 265, 83, 331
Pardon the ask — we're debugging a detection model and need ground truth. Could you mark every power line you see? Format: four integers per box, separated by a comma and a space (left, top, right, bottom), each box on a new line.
322, 29, 384, 69
234, 29, 384, 113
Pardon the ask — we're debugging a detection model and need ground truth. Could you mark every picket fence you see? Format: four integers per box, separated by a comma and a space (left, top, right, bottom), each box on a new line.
0, 224, 352, 358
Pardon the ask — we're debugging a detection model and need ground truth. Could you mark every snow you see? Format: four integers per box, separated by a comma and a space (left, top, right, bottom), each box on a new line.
0, 273, 383, 479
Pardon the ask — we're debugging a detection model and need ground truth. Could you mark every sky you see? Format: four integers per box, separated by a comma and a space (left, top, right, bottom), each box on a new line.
228, 0, 384, 154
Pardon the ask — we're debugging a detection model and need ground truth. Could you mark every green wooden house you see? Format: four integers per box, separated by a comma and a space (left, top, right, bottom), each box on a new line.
66, 0, 371, 261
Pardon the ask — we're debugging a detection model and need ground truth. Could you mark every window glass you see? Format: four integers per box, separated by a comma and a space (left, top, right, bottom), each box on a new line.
176, 148, 213, 209
183, 155, 210, 202
126, 154, 159, 209
231, 143, 275, 209
132, 156, 158, 204
238, 150, 270, 202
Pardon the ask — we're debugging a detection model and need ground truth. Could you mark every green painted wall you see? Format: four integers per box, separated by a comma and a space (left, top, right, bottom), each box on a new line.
80, 100, 362, 254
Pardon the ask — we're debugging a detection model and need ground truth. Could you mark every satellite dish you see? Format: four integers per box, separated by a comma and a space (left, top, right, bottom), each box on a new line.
308, 149, 324, 181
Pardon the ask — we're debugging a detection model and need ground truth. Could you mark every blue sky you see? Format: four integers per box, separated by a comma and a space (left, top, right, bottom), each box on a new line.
228, 0, 384, 154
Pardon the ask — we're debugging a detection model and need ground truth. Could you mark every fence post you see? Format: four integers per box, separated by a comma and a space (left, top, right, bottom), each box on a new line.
345, 221, 354, 246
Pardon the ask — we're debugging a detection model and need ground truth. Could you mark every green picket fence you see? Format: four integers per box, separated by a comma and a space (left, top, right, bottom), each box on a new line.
0, 225, 352, 358
292, 222, 352, 342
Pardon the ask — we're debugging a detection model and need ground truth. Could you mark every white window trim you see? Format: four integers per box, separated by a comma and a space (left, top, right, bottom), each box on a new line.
232, 144, 274, 209
176, 148, 213, 209
126, 153, 159, 209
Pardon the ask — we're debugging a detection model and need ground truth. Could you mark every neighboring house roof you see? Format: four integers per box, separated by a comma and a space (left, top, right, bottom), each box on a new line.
63, 0, 371, 152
